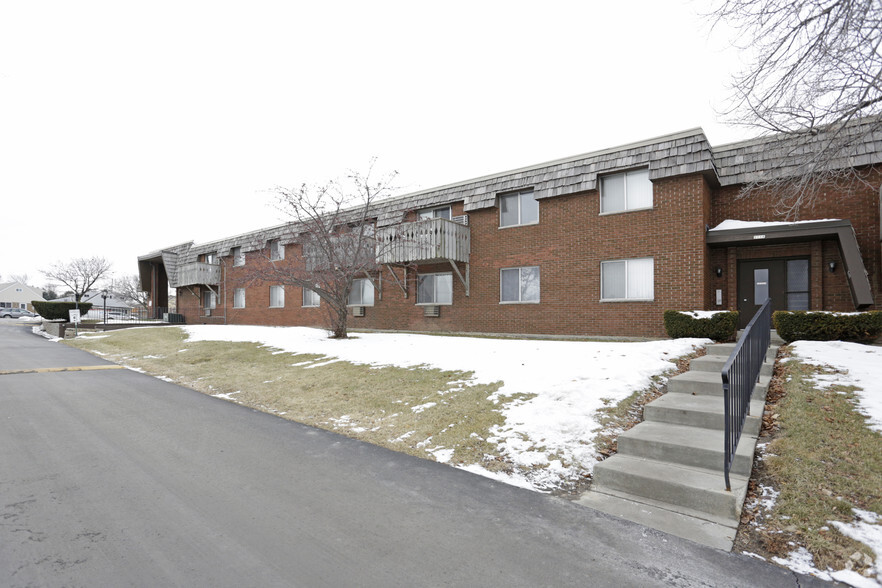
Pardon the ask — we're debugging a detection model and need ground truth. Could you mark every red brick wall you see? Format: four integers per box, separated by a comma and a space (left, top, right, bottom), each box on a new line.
172, 167, 880, 336
177, 173, 714, 338
710, 167, 881, 313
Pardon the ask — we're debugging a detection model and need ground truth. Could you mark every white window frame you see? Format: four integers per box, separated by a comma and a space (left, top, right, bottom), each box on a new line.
203, 289, 217, 309
270, 285, 285, 308
499, 189, 539, 228
600, 257, 655, 301
204, 252, 217, 264
233, 288, 246, 309
302, 287, 320, 308
418, 206, 452, 220
599, 168, 653, 214
348, 278, 375, 306
416, 272, 453, 305
499, 266, 540, 304
232, 246, 245, 267
269, 239, 284, 261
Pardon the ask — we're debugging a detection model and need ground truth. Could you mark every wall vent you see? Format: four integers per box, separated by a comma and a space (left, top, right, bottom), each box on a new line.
352, 306, 365, 317
423, 305, 440, 317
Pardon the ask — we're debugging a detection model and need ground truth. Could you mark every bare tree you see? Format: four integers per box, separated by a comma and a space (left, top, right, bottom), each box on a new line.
115, 274, 151, 309
9, 273, 29, 285
42, 257, 113, 304
711, 0, 882, 214
241, 161, 399, 338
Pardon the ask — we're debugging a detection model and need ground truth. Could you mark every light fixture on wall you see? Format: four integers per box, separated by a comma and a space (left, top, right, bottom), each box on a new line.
828, 261, 837, 273
715, 266, 723, 278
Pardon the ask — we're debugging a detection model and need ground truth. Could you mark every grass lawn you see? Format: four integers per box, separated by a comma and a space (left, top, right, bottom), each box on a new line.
64, 325, 699, 493
736, 348, 882, 580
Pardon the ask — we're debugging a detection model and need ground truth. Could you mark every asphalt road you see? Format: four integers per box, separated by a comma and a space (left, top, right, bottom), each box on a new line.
0, 322, 830, 587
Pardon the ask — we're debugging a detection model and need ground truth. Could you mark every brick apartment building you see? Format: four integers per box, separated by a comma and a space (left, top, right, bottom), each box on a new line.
138, 123, 882, 339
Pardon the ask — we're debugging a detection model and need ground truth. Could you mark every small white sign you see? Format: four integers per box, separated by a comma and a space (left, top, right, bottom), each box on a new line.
69, 309, 81, 324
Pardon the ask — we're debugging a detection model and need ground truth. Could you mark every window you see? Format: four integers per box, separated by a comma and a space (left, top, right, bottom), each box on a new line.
601, 258, 654, 301
499, 189, 539, 228
302, 288, 320, 308
233, 288, 246, 308
202, 290, 217, 309
269, 239, 284, 261
786, 259, 810, 310
232, 246, 244, 267
417, 273, 453, 305
500, 266, 540, 303
348, 278, 375, 306
270, 285, 285, 308
204, 252, 217, 264
600, 168, 652, 214
418, 206, 451, 220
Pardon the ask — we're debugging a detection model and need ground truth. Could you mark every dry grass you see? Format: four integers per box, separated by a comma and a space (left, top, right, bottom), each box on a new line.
737, 351, 882, 576
66, 327, 521, 472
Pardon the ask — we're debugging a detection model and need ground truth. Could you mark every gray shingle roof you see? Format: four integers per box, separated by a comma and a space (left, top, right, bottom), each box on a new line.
713, 115, 882, 185
140, 117, 882, 269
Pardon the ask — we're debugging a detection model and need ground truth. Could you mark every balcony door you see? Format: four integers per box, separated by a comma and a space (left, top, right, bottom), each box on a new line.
737, 258, 809, 328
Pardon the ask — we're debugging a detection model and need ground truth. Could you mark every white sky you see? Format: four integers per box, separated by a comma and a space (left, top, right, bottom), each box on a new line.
0, 0, 754, 289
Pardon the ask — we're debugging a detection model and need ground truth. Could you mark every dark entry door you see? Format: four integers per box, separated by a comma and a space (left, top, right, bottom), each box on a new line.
737, 260, 786, 328
737, 258, 810, 328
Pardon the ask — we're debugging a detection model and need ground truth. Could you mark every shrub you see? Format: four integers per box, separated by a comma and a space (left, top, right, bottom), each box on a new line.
663, 310, 739, 341
31, 300, 94, 321
773, 310, 882, 343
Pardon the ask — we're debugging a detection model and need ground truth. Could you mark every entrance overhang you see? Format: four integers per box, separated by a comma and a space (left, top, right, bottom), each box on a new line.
707, 219, 874, 308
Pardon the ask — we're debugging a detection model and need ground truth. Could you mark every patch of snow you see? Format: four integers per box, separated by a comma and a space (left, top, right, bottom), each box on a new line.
742, 552, 767, 561
830, 569, 879, 588
678, 310, 730, 318
772, 547, 832, 581
411, 402, 437, 414
456, 463, 537, 491
213, 391, 242, 400
831, 509, 882, 582
142, 355, 163, 359
304, 358, 344, 369
711, 219, 840, 231
791, 341, 882, 432
181, 325, 709, 491
431, 448, 455, 463
32, 326, 60, 341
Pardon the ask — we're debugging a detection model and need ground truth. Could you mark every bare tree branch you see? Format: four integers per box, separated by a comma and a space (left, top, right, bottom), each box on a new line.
711, 0, 882, 212
42, 257, 113, 303
239, 161, 399, 338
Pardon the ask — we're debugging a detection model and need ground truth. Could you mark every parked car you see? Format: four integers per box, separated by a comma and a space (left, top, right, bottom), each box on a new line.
0, 308, 37, 319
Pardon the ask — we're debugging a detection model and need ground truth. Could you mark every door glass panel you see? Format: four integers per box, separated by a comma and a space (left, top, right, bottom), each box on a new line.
787, 259, 809, 291
787, 292, 810, 311
754, 269, 769, 304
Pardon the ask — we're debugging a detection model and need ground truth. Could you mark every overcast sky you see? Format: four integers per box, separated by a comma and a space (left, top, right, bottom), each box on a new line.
0, 0, 755, 289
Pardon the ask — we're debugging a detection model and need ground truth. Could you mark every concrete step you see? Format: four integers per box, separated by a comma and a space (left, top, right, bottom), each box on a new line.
689, 354, 774, 377
617, 421, 756, 476
591, 455, 749, 521
644, 393, 764, 436
736, 329, 785, 346
576, 489, 737, 551
705, 344, 780, 360
667, 370, 771, 398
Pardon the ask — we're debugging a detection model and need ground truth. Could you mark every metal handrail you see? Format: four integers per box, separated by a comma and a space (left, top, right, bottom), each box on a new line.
721, 298, 772, 491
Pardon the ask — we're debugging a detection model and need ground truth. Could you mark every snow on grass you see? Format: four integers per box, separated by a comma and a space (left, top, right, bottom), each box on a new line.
790, 341, 882, 433
183, 325, 709, 490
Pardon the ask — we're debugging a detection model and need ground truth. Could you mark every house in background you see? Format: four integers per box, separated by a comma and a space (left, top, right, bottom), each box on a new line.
54, 291, 134, 320
0, 282, 45, 312
138, 121, 881, 339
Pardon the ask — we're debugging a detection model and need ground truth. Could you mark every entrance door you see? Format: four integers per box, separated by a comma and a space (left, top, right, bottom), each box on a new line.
737, 258, 811, 328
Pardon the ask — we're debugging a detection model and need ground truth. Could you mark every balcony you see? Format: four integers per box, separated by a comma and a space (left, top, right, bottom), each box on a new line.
176, 262, 221, 287
376, 218, 470, 265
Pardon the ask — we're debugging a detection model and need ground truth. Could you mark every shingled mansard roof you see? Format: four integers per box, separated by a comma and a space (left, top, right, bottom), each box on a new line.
139, 119, 882, 280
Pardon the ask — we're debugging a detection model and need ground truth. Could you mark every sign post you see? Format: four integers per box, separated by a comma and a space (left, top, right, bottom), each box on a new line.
68, 308, 81, 337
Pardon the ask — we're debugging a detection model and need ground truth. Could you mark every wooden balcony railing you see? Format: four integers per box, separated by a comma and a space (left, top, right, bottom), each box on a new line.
176, 262, 221, 286
376, 218, 470, 264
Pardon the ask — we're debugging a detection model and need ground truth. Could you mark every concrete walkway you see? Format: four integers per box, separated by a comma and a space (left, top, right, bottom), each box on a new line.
577, 333, 783, 551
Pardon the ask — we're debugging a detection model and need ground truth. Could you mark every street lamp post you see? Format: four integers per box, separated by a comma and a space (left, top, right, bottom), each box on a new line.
102, 289, 108, 325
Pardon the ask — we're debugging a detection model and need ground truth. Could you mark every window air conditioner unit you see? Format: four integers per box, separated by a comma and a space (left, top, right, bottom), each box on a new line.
452, 215, 469, 226
352, 306, 365, 317
423, 305, 440, 317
